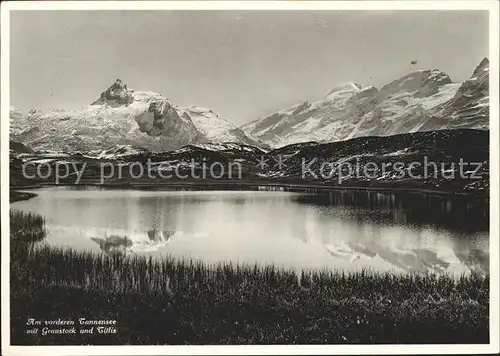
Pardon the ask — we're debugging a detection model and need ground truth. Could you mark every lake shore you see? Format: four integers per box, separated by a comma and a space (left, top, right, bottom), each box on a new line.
10, 178, 490, 203
9, 190, 38, 203
10, 209, 490, 345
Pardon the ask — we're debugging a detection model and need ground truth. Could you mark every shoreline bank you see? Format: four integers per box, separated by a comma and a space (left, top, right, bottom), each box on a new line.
10, 180, 490, 203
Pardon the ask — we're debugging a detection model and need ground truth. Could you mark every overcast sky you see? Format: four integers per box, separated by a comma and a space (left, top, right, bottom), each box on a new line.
10, 10, 488, 125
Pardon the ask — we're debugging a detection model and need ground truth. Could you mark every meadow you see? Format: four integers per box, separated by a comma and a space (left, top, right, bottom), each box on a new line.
10, 209, 489, 345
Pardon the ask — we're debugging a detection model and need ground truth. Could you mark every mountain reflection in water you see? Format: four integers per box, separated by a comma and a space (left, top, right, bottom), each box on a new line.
91, 235, 134, 255
147, 229, 176, 243
11, 187, 489, 275
291, 190, 488, 274
91, 229, 177, 255
324, 241, 450, 274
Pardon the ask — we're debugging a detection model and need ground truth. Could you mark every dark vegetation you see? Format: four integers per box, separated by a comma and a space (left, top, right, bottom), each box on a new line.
10, 129, 489, 195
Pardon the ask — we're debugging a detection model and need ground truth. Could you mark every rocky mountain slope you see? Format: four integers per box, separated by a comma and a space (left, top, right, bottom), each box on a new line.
10, 79, 262, 152
10, 129, 489, 195
243, 59, 489, 147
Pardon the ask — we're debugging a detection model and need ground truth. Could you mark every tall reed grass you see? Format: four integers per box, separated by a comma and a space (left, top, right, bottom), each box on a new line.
10, 210, 46, 244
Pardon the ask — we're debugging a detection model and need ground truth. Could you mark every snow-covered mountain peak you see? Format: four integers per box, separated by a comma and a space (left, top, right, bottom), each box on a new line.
130, 90, 168, 104
243, 61, 487, 148
378, 69, 452, 101
183, 106, 218, 117
470, 57, 489, 81
11, 80, 262, 152
91, 79, 169, 108
432, 58, 489, 130
326, 81, 363, 93
474, 57, 489, 73
325, 82, 365, 101
91, 79, 136, 107
178, 106, 263, 146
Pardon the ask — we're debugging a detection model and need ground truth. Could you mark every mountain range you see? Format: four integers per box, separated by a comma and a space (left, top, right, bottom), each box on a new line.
10, 58, 489, 152
10, 79, 263, 152
243, 58, 489, 147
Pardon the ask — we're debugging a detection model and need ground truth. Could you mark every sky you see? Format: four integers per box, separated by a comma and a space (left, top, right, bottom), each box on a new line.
10, 10, 489, 125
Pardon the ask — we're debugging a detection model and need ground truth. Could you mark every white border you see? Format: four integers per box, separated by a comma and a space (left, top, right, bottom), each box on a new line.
1, 1, 499, 355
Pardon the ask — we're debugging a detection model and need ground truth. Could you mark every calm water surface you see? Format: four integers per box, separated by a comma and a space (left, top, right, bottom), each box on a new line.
11, 186, 489, 275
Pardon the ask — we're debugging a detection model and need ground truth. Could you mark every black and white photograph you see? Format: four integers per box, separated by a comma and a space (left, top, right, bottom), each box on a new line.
1, 1, 499, 354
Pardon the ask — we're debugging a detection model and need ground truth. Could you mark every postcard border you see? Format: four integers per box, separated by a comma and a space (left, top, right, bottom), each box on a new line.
1, 1, 499, 355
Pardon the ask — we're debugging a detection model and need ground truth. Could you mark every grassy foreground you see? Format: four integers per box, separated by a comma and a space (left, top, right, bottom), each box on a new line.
10, 210, 489, 345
